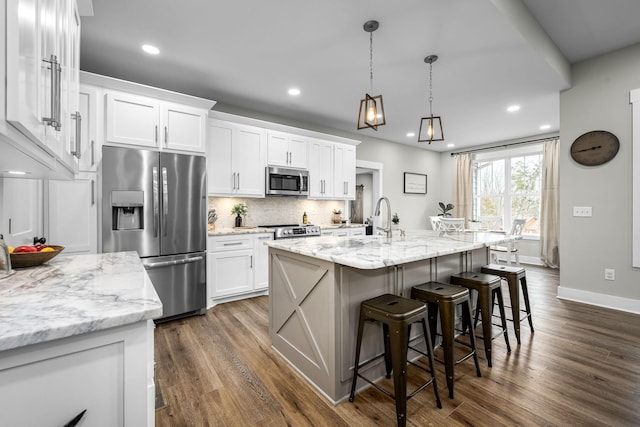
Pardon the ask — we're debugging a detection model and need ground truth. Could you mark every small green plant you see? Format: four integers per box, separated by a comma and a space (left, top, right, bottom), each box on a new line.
231, 203, 247, 216
437, 202, 454, 217
392, 213, 400, 225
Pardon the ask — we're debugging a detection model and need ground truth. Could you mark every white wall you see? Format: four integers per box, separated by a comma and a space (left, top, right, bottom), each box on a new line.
559, 43, 640, 313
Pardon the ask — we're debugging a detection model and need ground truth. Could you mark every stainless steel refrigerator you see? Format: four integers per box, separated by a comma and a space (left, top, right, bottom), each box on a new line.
101, 146, 207, 321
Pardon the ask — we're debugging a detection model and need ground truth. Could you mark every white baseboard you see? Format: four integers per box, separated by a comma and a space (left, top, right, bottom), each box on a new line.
557, 286, 640, 315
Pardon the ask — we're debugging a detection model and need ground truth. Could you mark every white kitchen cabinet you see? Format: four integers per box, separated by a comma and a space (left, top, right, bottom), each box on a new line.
267, 131, 308, 169
349, 227, 366, 237
0, 319, 155, 427
77, 84, 102, 172
254, 233, 273, 290
105, 90, 208, 153
334, 143, 356, 200
207, 120, 266, 197
320, 227, 364, 237
308, 138, 334, 199
3, 0, 81, 176
207, 233, 273, 306
47, 175, 97, 254
0, 178, 43, 247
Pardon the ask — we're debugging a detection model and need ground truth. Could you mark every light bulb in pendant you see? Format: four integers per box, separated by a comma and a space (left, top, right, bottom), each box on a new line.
427, 123, 434, 138
366, 105, 376, 122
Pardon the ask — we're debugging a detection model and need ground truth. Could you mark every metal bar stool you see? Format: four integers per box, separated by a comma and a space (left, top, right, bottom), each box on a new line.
411, 281, 481, 399
349, 294, 442, 427
450, 272, 511, 367
481, 263, 534, 344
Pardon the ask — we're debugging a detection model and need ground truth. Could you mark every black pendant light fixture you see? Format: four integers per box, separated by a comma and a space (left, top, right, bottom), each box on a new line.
357, 20, 386, 131
418, 55, 444, 143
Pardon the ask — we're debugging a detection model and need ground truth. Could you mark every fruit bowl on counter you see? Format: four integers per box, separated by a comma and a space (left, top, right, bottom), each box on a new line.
9, 245, 65, 268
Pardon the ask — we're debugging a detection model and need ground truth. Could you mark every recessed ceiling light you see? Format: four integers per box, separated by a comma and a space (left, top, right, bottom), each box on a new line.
142, 44, 160, 55
6, 170, 29, 175
447, 143, 455, 148
507, 105, 520, 113
406, 132, 415, 137
288, 88, 301, 96
539, 124, 551, 130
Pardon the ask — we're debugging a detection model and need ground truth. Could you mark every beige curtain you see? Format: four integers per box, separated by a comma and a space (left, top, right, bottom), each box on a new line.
454, 153, 473, 221
540, 139, 560, 268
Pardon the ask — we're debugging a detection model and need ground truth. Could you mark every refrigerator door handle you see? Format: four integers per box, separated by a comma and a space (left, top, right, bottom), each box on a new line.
143, 255, 204, 269
162, 167, 169, 236
153, 166, 159, 237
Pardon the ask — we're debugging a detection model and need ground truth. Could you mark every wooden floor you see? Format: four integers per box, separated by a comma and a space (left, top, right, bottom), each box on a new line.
154, 265, 640, 426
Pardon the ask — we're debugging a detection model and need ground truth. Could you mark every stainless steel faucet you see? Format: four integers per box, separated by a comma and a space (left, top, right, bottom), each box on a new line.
375, 196, 392, 239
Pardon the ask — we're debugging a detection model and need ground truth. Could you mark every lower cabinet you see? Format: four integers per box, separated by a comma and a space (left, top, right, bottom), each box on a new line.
207, 232, 273, 306
320, 227, 365, 237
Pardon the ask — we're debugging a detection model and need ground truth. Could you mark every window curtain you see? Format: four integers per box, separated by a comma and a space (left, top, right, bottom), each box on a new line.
454, 153, 473, 221
540, 138, 560, 268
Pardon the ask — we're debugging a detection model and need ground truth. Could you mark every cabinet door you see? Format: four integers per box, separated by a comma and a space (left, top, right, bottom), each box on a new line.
233, 125, 266, 197
334, 143, 356, 199
308, 139, 334, 199
207, 250, 254, 298
5, 0, 46, 144
63, 0, 82, 169
288, 135, 308, 169
77, 85, 101, 172
48, 177, 97, 254
267, 132, 289, 167
161, 102, 207, 153
206, 121, 234, 195
105, 91, 160, 148
254, 234, 273, 291
1, 178, 43, 247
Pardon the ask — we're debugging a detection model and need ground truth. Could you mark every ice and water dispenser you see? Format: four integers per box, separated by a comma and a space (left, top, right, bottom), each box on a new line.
111, 191, 144, 230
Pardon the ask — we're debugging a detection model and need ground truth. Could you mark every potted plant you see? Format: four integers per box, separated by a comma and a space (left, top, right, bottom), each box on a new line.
332, 209, 342, 224
392, 213, 400, 225
437, 202, 454, 217
467, 218, 482, 231
231, 203, 247, 227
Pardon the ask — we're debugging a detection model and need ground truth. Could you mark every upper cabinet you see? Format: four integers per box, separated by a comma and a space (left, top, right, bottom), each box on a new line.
267, 131, 308, 169
104, 90, 208, 154
334, 143, 356, 199
77, 84, 102, 172
308, 138, 335, 199
207, 119, 266, 197
2, 0, 82, 178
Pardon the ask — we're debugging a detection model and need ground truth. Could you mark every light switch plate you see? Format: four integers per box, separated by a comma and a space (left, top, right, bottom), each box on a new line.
573, 206, 592, 217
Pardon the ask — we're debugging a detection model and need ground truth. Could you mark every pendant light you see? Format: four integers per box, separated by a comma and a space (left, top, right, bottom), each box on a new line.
418, 55, 444, 143
357, 20, 386, 131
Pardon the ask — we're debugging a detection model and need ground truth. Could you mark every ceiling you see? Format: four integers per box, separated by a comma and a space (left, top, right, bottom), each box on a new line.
79, 0, 640, 152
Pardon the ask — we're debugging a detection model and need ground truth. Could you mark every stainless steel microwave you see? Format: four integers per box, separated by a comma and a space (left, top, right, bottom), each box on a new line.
265, 166, 309, 196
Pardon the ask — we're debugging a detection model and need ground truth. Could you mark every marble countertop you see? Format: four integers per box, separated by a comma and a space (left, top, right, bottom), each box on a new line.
265, 229, 517, 270
0, 251, 163, 352
208, 227, 275, 236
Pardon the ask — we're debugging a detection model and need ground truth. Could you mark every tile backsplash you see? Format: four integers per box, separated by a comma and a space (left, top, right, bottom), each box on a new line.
208, 197, 347, 228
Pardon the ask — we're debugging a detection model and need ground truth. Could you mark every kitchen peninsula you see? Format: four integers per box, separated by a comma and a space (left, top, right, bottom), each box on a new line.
266, 230, 518, 403
0, 252, 162, 427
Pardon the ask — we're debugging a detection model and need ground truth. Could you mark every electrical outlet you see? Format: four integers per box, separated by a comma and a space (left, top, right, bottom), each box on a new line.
573, 206, 593, 217
604, 268, 615, 281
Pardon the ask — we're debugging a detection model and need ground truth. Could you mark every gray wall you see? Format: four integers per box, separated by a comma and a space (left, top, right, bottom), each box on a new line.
559, 43, 640, 309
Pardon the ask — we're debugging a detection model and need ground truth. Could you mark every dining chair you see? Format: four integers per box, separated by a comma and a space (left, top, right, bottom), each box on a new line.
439, 218, 465, 232
478, 216, 502, 231
490, 218, 526, 265
429, 216, 442, 231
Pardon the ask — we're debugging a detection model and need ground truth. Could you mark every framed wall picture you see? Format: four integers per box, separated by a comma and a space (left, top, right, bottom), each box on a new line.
404, 172, 427, 194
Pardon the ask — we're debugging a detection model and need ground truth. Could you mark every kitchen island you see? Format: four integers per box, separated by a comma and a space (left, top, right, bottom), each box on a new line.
0, 251, 162, 427
266, 230, 517, 403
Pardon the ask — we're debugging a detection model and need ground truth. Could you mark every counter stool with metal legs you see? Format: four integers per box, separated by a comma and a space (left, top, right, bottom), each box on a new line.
410, 281, 482, 399
481, 264, 534, 344
349, 294, 442, 427
450, 272, 511, 367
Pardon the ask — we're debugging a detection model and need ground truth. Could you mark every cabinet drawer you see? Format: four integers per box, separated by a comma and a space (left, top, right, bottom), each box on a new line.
208, 235, 253, 252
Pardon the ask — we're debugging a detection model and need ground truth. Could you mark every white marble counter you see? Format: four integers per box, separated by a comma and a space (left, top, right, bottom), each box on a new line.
265, 229, 517, 270
208, 227, 274, 236
0, 251, 163, 352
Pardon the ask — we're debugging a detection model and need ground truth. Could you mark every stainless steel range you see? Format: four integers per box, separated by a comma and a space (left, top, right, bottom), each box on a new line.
260, 224, 321, 239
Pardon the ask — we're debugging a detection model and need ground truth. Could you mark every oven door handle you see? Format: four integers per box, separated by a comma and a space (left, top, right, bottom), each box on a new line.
144, 256, 204, 269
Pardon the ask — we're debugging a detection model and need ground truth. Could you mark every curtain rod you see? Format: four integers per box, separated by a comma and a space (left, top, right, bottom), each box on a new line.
450, 135, 558, 156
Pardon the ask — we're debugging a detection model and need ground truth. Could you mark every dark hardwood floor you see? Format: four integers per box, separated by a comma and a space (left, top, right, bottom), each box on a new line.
154, 265, 640, 426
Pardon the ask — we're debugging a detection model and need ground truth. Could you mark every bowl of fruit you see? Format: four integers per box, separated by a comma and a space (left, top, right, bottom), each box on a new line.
9, 244, 65, 268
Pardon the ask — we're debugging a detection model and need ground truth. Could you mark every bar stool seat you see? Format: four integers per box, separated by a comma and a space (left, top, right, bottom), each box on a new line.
481, 264, 534, 344
450, 272, 511, 367
349, 294, 441, 427
411, 281, 481, 399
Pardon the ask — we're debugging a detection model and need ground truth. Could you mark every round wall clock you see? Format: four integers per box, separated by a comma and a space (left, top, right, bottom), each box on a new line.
570, 130, 620, 166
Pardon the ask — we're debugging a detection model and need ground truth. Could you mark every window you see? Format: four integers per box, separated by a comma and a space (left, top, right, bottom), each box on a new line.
473, 145, 542, 237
